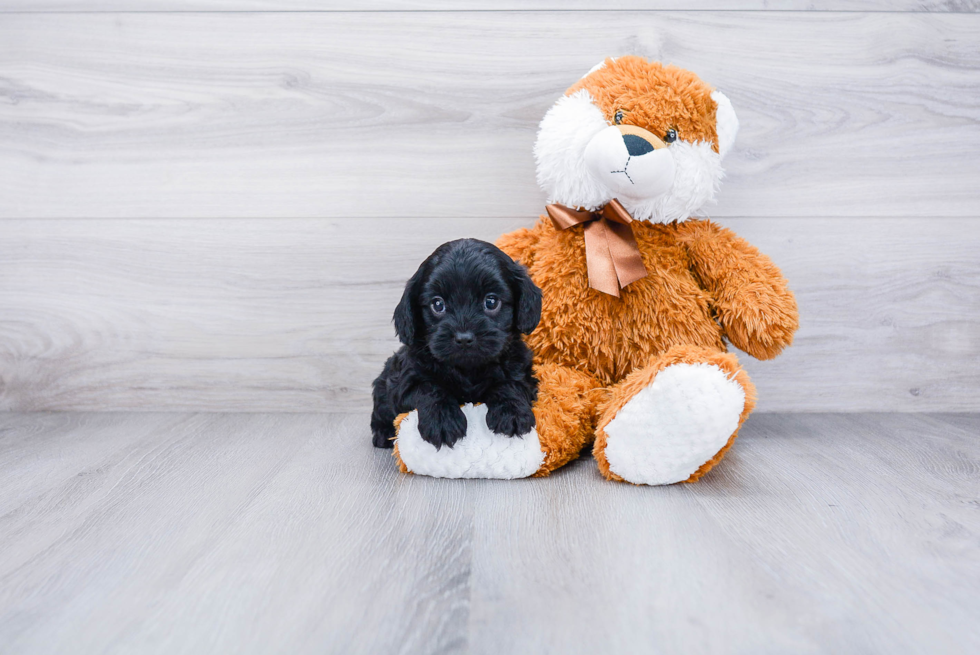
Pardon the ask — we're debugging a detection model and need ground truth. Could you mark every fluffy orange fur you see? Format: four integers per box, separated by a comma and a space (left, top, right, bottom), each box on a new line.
497, 216, 795, 480
568, 56, 722, 153
392, 412, 410, 473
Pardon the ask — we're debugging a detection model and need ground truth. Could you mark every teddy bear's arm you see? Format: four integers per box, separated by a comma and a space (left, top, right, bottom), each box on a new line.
678, 220, 799, 360
495, 223, 542, 269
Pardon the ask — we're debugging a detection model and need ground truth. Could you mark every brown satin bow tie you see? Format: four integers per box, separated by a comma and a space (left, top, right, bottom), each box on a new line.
545, 199, 648, 297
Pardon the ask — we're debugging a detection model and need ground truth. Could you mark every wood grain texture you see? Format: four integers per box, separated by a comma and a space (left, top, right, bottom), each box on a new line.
1, 411, 977, 654
467, 412, 980, 654
0, 412, 474, 654
1, 11, 979, 219
3, 1, 978, 11
0, 216, 977, 413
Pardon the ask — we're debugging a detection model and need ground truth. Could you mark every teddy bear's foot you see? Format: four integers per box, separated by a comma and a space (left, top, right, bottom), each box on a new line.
594, 346, 756, 485
393, 403, 545, 479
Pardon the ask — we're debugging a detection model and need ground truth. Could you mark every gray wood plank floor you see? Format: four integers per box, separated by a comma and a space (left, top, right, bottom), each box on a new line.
1, 412, 977, 654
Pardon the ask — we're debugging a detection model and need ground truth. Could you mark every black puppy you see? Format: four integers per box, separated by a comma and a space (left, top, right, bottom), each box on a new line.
371, 239, 542, 449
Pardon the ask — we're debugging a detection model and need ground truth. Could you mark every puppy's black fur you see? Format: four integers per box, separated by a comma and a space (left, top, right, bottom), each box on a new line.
371, 239, 542, 449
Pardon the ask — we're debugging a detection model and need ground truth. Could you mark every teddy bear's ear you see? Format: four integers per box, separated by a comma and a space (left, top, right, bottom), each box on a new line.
711, 90, 739, 158
582, 57, 616, 78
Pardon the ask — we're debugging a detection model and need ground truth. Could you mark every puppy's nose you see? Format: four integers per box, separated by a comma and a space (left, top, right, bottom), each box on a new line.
454, 331, 475, 347
622, 133, 654, 157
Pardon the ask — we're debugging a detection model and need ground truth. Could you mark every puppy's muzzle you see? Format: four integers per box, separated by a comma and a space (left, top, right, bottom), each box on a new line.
584, 124, 675, 201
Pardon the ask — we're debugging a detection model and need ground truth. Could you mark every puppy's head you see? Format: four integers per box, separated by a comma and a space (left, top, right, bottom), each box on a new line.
393, 239, 541, 368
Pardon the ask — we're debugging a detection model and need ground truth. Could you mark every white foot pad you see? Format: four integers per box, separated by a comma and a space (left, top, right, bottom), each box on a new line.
603, 363, 746, 485
396, 403, 545, 479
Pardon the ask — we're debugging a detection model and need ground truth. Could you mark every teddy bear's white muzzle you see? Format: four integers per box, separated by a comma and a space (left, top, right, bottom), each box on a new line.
584, 125, 675, 202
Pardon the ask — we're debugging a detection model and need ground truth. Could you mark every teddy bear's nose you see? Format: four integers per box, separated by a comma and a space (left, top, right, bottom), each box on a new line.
622, 134, 655, 157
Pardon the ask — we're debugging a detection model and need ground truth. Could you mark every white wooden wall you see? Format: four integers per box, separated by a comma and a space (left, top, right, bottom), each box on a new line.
1, 3, 978, 412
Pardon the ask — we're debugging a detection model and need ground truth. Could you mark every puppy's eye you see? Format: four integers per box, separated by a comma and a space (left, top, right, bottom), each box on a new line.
663, 128, 678, 144
430, 297, 446, 315
614, 110, 625, 125
484, 294, 500, 312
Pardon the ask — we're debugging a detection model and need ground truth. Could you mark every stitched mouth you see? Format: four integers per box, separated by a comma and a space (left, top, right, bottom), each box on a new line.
610, 156, 634, 185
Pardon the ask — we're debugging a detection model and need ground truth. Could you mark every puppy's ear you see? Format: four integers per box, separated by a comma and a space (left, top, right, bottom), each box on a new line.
393, 264, 426, 346
505, 257, 542, 335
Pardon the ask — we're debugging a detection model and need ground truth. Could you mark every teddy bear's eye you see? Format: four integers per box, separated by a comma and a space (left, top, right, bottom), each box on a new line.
664, 128, 678, 143
614, 110, 625, 125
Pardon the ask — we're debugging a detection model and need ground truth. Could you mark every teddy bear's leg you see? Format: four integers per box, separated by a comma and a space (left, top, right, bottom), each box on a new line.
530, 362, 604, 476
391, 362, 600, 479
593, 345, 756, 485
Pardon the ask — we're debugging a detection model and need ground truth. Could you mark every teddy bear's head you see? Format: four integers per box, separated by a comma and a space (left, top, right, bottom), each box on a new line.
535, 56, 738, 223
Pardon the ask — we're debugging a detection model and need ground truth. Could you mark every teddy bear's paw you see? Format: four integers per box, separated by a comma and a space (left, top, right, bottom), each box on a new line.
601, 363, 746, 485
395, 403, 545, 479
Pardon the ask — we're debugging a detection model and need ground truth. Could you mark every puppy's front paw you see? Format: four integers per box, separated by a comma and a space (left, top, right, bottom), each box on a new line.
485, 401, 536, 437
418, 401, 468, 449
372, 429, 395, 449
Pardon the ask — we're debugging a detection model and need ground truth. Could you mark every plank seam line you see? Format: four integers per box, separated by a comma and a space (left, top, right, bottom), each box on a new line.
2, 216, 978, 221
0, 9, 976, 15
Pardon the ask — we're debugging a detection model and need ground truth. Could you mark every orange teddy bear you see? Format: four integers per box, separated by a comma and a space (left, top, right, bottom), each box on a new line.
394, 56, 798, 485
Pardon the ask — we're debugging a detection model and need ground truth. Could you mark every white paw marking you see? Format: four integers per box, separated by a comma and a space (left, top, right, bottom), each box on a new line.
603, 363, 746, 485
396, 403, 544, 480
